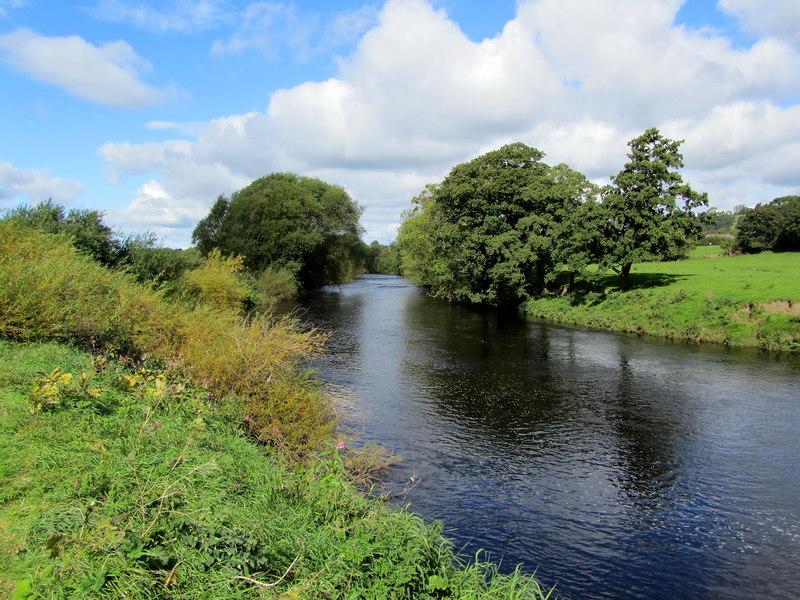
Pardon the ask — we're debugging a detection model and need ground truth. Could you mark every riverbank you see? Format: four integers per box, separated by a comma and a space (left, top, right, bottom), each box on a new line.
523, 249, 800, 352
0, 223, 549, 598
0, 341, 550, 599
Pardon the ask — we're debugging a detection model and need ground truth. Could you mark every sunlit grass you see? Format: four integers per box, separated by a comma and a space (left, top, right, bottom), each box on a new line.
0, 340, 552, 599
525, 250, 800, 351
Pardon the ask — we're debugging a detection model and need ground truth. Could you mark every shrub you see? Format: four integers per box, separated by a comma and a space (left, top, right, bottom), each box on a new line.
256, 266, 300, 305
119, 234, 201, 292
181, 249, 249, 311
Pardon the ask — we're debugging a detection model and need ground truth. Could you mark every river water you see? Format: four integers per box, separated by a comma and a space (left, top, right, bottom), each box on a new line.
297, 275, 800, 600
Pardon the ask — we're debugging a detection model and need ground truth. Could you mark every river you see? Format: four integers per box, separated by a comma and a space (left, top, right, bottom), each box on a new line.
296, 275, 800, 600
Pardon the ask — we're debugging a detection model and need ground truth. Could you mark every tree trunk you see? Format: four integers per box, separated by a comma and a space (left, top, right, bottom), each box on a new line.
619, 263, 632, 290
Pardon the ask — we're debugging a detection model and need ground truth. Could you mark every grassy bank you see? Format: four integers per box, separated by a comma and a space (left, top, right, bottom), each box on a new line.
524, 248, 800, 351
0, 223, 550, 598
0, 340, 549, 599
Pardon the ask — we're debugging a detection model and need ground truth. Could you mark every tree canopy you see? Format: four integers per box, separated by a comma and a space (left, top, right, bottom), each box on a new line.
598, 127, 708, 289
398, 129, 708, 303
397, 143, 597, 305
192, 173, 364, 290
734, 196, 800, 253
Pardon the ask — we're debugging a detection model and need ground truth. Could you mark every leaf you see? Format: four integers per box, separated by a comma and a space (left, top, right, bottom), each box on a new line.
427, 575, 450, 591
13, 579, 34, 600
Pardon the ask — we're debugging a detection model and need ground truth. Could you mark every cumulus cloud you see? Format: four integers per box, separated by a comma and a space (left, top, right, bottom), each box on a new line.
0, 161, 83, 207
101, 0, 800, 244
0, 29, 178, 108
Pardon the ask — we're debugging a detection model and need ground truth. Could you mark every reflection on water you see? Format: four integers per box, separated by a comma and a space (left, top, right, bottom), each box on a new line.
299, 275, 800, 600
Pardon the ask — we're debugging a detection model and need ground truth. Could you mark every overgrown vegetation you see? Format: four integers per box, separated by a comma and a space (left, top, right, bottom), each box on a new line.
0, 341, 551, 599
0, 219, 551, 598
523, 247, 800, 352
0, 221, 333, 457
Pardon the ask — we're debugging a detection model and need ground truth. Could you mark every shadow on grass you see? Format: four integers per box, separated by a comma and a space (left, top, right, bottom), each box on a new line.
565, 272, 691, 307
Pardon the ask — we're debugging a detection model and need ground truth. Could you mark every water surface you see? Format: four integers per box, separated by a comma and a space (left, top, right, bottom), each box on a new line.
299, 275, 800, 600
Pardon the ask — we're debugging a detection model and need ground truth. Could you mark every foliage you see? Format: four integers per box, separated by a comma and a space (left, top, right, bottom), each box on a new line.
118, 233, 201, 292
181, 249, 249, 311
0, 222, 334, 457
0, 340, 551, 599
734, 196, 800, 253
255, 266, 300, 305
192, 173, 365, 290
700, 208, 737, 233
523, 249, 800, 352
364, 241, 402, 275
398, 144, 596, 305
1, 199, 122, 266
598, 128, 708, 289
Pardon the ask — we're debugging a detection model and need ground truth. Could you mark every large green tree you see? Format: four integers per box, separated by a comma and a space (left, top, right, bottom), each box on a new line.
192, 173, 364, 289
734, 195, 800, 253
398, 143, 593, 305
599, 128, 708, 289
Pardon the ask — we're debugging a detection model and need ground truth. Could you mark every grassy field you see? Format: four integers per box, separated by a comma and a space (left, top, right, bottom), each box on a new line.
0, 340, 550, 599
524, 248, 800, 351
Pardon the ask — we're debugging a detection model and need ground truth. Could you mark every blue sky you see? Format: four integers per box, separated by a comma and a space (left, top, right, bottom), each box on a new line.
1, 0, 799, 247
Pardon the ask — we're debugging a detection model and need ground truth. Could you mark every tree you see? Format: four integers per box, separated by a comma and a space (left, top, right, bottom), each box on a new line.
192, 173, 364, 290
192, 195, 230, 256
363, 240, 401, 275
118, 232, 201, 292
734, 196, 800, 253
2, 199, 121, 266
599, 128, 708, 289
398, 143, 591, 305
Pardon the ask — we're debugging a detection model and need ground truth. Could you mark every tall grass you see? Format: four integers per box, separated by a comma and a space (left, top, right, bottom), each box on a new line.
0, 222, 331, 456
0, 340, 552, 599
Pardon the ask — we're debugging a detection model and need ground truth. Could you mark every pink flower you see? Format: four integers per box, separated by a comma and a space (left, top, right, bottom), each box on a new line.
334, 438, 346, 451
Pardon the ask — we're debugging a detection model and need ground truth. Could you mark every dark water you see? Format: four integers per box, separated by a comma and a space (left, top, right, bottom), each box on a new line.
298, 275, 800, 600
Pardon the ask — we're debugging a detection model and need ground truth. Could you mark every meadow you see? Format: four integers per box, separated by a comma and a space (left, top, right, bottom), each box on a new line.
524, 247, 800, 351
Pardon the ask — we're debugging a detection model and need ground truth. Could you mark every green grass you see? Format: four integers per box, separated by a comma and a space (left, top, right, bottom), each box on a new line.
524, 250, 800, 351
0, 340, 551, 599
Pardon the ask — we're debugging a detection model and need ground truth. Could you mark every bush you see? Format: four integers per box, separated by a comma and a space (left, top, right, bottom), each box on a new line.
181, 249, 249, 311
256, 266, 300, 305
119, 234, 201, 292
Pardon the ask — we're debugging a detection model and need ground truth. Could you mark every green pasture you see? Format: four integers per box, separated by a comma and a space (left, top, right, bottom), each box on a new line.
524, 249, 800, 351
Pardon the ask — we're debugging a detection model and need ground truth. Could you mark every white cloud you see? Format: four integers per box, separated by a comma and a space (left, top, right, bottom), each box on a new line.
145, 120, 208, 136
719, 0, 800, 49
101, 0, 800, 244
0, 161, 83, 207
0, 29, 178, 108
91, 0, 227, 33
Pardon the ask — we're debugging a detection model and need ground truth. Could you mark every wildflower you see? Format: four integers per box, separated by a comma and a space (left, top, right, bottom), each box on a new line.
335, 438, 346, 451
